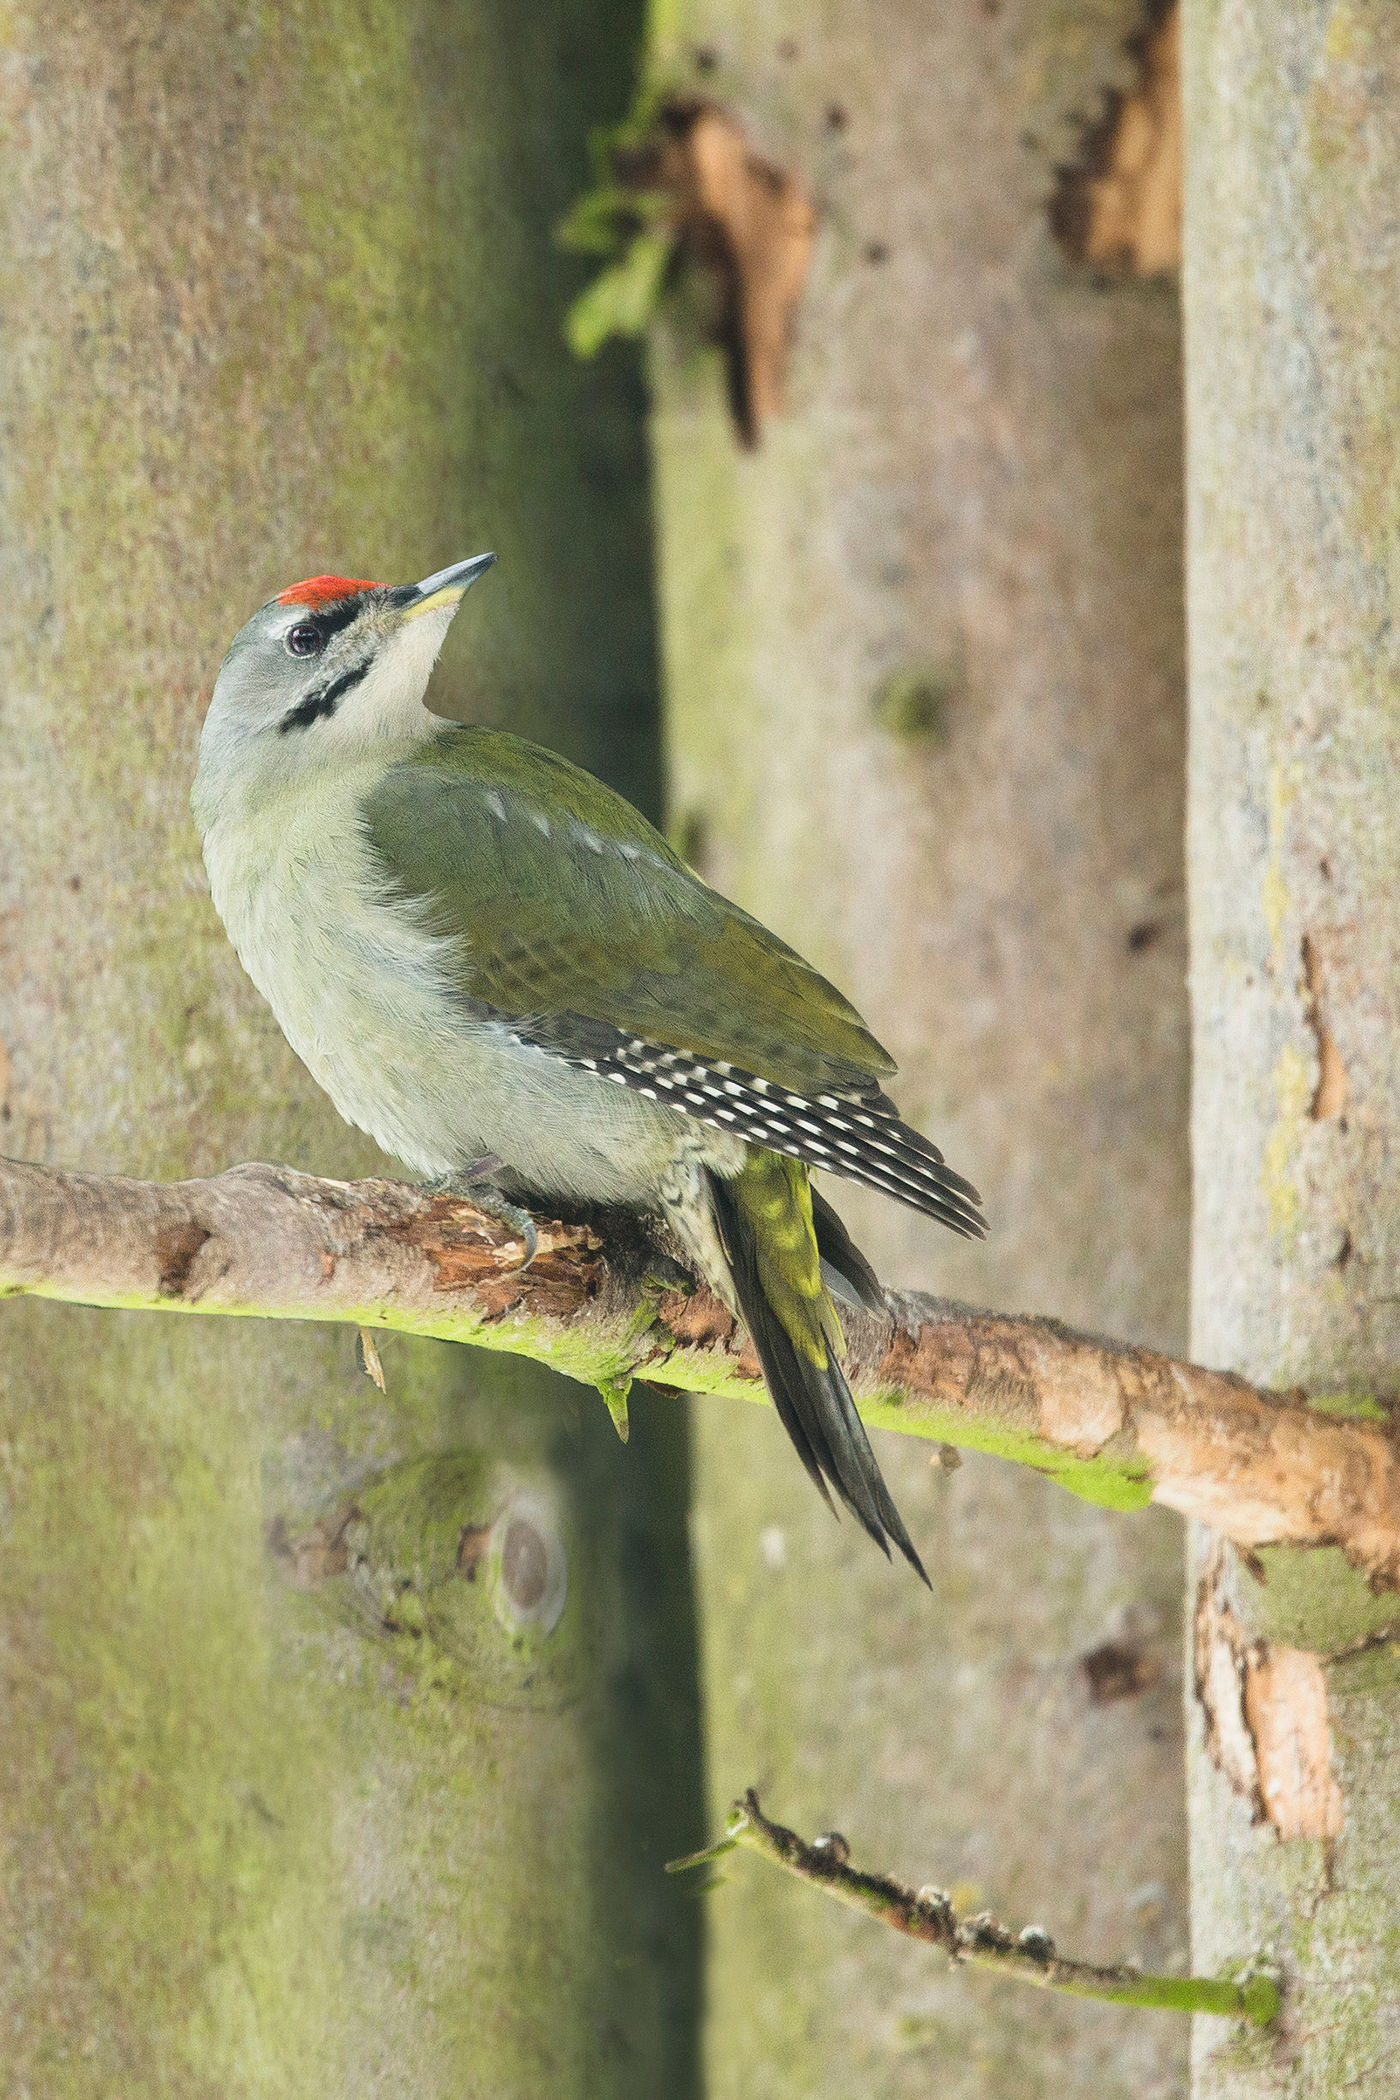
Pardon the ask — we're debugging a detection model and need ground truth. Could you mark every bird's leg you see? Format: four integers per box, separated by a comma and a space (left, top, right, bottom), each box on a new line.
424, 1156, 539, 1272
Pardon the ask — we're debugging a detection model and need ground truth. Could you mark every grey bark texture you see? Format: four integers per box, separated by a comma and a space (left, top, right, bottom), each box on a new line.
0, 6, 702, 2096
647, 3, 1193, 2095
1184, 3, 1400, 2092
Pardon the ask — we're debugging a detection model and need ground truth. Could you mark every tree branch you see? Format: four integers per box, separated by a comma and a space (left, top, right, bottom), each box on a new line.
2, 1155, 1397, 1586
670, 1791, 1280, 2026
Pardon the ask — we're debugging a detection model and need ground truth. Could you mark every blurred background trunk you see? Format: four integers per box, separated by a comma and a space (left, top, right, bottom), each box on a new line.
1184, 3, 1400, 2091
0, 6, 703, 2095
647, 3, 1193, 2095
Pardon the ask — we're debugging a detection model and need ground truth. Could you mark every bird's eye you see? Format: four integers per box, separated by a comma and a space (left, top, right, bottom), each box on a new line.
285, 624, 323, 657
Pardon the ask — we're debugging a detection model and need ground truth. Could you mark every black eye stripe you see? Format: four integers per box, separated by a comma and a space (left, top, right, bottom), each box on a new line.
279, 656, 371, 733
293, 596, 369, 645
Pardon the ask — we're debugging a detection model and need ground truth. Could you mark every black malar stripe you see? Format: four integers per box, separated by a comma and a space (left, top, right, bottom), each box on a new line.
279, 656, 371, 734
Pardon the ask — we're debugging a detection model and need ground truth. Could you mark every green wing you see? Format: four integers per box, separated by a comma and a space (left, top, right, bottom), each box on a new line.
363, 728, 983, 1235
362, 727, 894, 1095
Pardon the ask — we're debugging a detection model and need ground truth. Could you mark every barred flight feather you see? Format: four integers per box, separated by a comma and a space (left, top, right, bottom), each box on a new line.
521, 1020, 986, 1239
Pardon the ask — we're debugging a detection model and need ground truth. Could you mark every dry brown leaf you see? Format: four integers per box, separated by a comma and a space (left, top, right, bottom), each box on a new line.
1049, 3, 1181, 277
357, 1326, 387, 1392
682, 107, 814, 441
635, 100, 815, 445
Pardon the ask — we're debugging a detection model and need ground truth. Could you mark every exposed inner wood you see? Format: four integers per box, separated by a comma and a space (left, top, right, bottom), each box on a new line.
1302, 932, 1349, 1120
1193, 1546, 1345, 1842
1244, 1645, 1343, 1843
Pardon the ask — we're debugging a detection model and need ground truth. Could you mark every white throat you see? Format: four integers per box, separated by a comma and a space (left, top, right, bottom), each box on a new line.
193, 604, 453, 839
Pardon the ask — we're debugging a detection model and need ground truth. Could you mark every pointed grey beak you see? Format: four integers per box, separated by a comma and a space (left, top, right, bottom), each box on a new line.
395, 552, 497, 619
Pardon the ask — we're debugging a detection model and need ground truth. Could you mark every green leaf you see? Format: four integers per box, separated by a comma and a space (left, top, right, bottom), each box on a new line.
557, 185, 660, 257
665, 1834, 740, 1874
565, 228, 675, 358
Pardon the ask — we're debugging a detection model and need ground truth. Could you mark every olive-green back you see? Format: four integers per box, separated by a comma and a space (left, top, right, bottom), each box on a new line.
362, 729, 896, 1096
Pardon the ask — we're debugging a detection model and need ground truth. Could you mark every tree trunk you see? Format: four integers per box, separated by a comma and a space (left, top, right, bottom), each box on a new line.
1184, 3, 1400, 2090
0, 7, 701, 2095
648, 3, 1191, 2094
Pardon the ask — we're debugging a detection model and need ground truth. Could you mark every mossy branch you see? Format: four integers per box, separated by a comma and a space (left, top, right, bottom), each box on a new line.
2, 1155, 1398, 1584
671, 1792, 1280, 2026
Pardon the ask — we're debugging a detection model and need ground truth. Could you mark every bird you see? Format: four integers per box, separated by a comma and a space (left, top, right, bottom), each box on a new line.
193, 555, 985, 1582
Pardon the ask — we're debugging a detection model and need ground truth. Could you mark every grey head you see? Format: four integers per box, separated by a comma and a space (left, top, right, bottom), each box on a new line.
193, 553, 495, 832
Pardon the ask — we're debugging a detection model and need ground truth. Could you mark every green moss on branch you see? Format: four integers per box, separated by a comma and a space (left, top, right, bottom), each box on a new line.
4, 1155, 1399, 1588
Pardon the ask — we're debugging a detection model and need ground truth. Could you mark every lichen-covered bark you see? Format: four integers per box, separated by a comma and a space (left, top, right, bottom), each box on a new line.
1184, 4, 1400, 2092
0, 7, 700, 2095
647, 4, 1192, 2095
6, 1158, 1400, 1589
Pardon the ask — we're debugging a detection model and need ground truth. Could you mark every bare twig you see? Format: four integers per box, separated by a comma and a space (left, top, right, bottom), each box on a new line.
2, 1154, 1398, 1583
672, 1791, 1280, 2026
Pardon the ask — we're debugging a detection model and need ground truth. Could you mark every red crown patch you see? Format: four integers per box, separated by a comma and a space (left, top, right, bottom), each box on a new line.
277, 575, 381, 608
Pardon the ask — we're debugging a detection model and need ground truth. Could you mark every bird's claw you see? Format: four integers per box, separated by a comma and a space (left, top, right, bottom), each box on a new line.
424, 1163, 539, 1272
490, 1200, 538, 1273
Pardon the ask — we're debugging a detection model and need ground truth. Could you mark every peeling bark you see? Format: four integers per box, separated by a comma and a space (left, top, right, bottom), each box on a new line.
1301, 933, 1348, 1122
1193, 1551, 1267, 1821
4, 1154, 1397, 1586
1243, 1648, 1343, 1846
1192, 1546, 1345, 1845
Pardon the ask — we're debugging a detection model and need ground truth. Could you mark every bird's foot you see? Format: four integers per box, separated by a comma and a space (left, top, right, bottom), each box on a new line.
469, 1186, 539, 1272
424, 1158, 538, 1272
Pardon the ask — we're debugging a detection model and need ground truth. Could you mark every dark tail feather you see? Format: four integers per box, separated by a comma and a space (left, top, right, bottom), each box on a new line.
811, 1186, 885, 1312
708, 1171, 929, 1586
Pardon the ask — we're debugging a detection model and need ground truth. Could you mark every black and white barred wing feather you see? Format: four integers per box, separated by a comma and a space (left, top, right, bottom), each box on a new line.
523, 1019, 984, 1238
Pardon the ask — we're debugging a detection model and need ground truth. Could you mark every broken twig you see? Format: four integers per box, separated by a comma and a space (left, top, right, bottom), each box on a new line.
672, 1791, 1279, 2025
